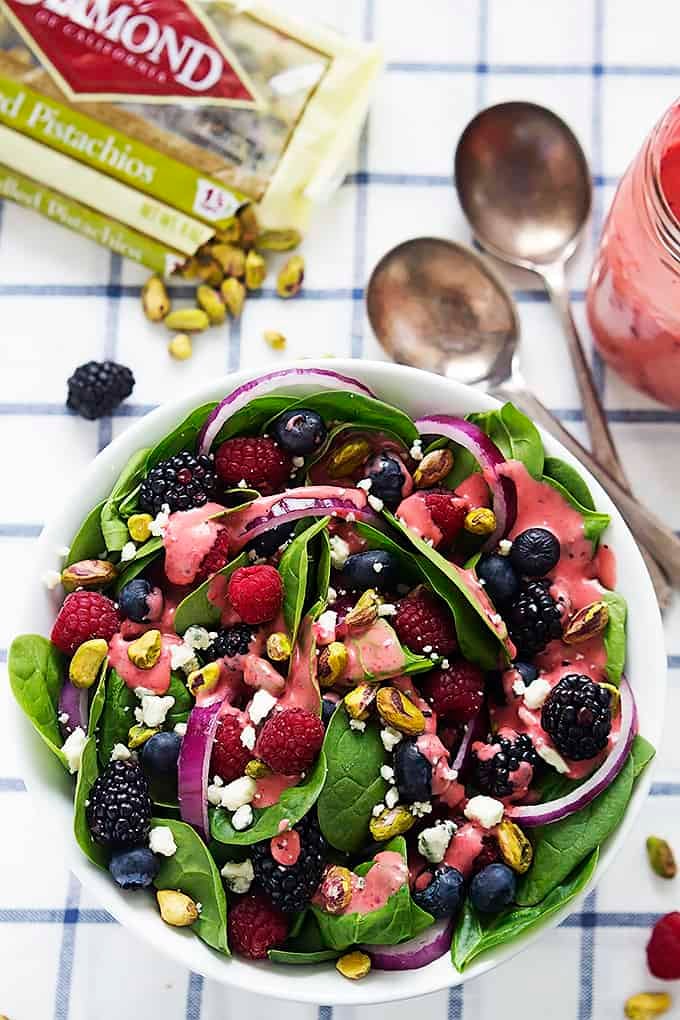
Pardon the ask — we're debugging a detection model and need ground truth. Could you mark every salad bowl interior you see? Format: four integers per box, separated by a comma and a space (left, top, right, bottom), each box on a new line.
11, 359, 666, 1005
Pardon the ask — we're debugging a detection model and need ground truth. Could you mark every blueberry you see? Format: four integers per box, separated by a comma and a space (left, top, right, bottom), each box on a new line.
469, 863, 517, 914
247, 522, 295, 558
140, 731, 182, 780
119, 578, 154, 623
514, 661, 538, 685
109, 847, 159, 890
322, 697, 338, 728
413, 866, 465, 919
341, 550, 398, 592
394, 739, 432, 803
510, 528, 560, 577
272, 408, 327, 455
477, 554, 519, 605
366, 451, 406, 511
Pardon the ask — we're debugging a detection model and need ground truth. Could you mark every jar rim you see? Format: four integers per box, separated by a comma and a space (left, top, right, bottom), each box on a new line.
647, 101, 680, 261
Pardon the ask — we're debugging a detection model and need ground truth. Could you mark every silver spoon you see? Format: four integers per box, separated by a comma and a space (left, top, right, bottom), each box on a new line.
366, 237, 680, 587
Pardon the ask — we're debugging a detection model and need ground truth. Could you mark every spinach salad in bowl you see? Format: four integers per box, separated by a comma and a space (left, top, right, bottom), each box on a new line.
9, 366, 654, 979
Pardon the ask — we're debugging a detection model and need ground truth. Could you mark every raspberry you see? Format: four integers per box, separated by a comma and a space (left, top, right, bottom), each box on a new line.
197, 527, 230, 582
257, 708, 325, 774
215, 437, 292, 496
210, 715, 252, 782
394, 588, 457, 657
51, 591, 121, 656
67, 360, 134, 420
228, 891, 288, 959
86, 761, 151, 848
421, 492, 469, 547
647, 912, 680, 980
227, 564, 283, 624
422, 660, 485, 723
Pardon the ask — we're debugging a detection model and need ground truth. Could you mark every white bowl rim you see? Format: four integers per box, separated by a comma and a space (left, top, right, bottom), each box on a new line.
11, 358, 666, 1006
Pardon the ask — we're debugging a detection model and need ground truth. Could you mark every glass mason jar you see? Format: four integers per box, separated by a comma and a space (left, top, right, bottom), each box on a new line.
587, 100, 680, 408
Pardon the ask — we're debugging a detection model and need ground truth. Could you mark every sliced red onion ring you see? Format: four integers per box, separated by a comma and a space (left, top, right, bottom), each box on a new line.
198, 368, 376, 456
363, 918, 453, 970
414, 415, 517, 550
58, 681, 88, 739
509, 677, 637, 828
178, 700, 223, 837
452, 707, 485, 776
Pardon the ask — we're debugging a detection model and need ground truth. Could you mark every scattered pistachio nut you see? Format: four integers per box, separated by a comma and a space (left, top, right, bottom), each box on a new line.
211, 243, 246, 278
345, 589, 380, 633
646, 836, 677, 878
266, 632, 291, 662
187, 661, 221, 697
370, 805, 416, 841
221, 277, 246, 318
317, 641, 348, 688
464, 507, 497, 536
194, 253, 223, 287
142, 275, 171, 321
164, 308, 210, 333
256, 228, 302, 252
413, 448, 454, 488
157, 889, 199, 927
69, 638, 108, 690
326, 438, 371, 478
196, 284, 226, 325
168, 334, 193, 361
344, 682, 377, 721
277, 255, 305, 298
497, 818, 533, 874
245, 249, 267, 290
128, 513, 153, 543
624, 992, 672, 1020
317, 864, 353, 914
238, 205, 259, 249
128, 724, 158, 748
264, 330, 286, 351
563, 600, 610, 645
336, 950, 371, 981
213, 217, 241, 244
127, 629, 162, 670
62, 558, 117, 590
178, 256, 199, 280
376, 686, 426, 735
245, 759, 271, 779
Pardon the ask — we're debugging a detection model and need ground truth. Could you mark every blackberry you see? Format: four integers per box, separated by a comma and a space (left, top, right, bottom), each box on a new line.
86, 761, 151, 848
473, 734, 538, 798
541, 674, 612, 761
207, 623, 253, 660
67, 360, 134, 420
138, 451, 217, 515
252, 816, 326, 913
506, 579, 562, 659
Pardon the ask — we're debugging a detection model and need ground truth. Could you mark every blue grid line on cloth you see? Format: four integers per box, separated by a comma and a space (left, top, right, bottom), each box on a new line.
577, 891, 596, 1020
344, 172, 620, 187
384, 61, 680, 76
590, 0, 606, 399
98, 253, 124, 452
349, 0, 374, 360
54, 873, 81, 1020
448, 985, 463, 1020
185, 972, 204, 1020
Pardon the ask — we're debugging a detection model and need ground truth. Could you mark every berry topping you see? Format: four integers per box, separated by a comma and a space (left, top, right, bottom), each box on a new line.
196, 526, 230, 582
365, 451, 407, 510
420, 491, 468, 547
109, 847, 159, 890
227, 564, 283, 624
394, 739, 432, 804
469, 863, 516, 914
514, 661, 538, 686
247, 522, 296, 558
86, 761, 152, 848
252, 815, 326, 913
472, 734, 538, 798
510, 527, 561, 577
321, 697, 338, 728
215, 436, 292, 495
506, 579, 562, 659
647, 912, 680, 980
476, 554, 520, 606
119, 578, 160, 623
210, 715, 253, 783
272, 408, 328, 455
207, 623, 254, 661
257, 708, 325, 774
394, 587, 458, 657
470, 835, 502, 876
138, 452, 217, 516
228, 891, 288, 959
340, 550, 398, 592
51, 590, 121, 656
541, 674, 612, 761
140, 731, 182, 780
67, 360, 134, 420
422, 660, 485, 723
412, 865, 465, 919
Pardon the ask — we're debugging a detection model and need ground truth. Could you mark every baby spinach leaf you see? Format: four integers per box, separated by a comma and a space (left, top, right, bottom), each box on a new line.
146, 401, 218, 468
173, 552, 248, 633
151, 817, 229, 954
74, 736, 108, 869
470, 403, 544, 479
212, 394, 299, 445
317, 707, 387, 853
402, 647, 436, 675
306, 422, 408, 481
101, 447, 151, 551
542, 476, 610, 551
631, 734, 656, 778
88, 663, 108, 736
8, 635, 68, 768
453, 849, 599, 971
264, 391, 418, 449
516, 756, 634, 906
166, 672, 193, 727
601, 591, 627, 686
66, 500, 107, 566
269, 914, 340, 965
542, 456, 596, 510
114, 538, 164, 594
279, 518, 330, 644
317, 529, 331, 600
98, 668, 136, 768
210, 751, 327, 846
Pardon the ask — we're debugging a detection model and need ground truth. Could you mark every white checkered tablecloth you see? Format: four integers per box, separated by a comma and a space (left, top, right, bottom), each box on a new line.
2, 1, 680, 1017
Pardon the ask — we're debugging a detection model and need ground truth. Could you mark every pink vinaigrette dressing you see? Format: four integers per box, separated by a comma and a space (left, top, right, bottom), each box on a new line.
163, 502, 226, 586
108, 632, 182, 694
315, 851, 408, 916
344, 619, 407, 682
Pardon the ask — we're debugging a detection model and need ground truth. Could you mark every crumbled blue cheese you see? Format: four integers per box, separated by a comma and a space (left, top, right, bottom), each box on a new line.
357, 478, 372, 491
62, 727, 87, 774
248, 689, 277, 725
372, 803, 385, 817
417, 820, 456, 863
329, 534, 350, 570
42, 569, 62, 591
58, 712, 70, 726
380, 765, 395, 783
537, 743, 569, 774
120, 541, 137, 563
349, 718, 366, 732
409, 439, 423, 461
232, 804, 253, 831
183, 626, 213, 651
174, 723, 187, 737
136, 695, 175, 729
367, 494, 384, 512
385, 786, 399, 809
221, 859, 254, 894
512, 677, 527, 697
410, 801, 432, 819
380, 726, 402, 752
220, 776, 256, 811
149, 825, 177, 857
327, 586, 338, 605
207, 783, 224, 807
498, 539, 513, 556
378, 603, 397, 617
464, 795, 504, 829
170, 642, 198, 673
149, 504, 171, 537
240, 725, 256, 750
523, 678, 552, 711
111, 743, 131, 762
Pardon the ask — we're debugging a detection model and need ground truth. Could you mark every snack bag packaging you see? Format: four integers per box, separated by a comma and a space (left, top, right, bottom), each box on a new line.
0, 0, 381, 273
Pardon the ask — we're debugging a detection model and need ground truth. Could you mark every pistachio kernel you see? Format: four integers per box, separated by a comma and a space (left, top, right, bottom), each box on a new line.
187, 661, 221, 697
264, 330, 286, 351
211, 243, 246, 278
277, 255, 305, 298
168, 334, 193, 361
413, 448, 454, 488
464, 507, 497, 536
317, 864, 353, 914
128, 724, 158, 748
196, 284, 226, 325
344, 682, 377, 721
563, 600, 610, 644
646, 836, 677, 878
255, 228, 302, 252
69, 638, 108, 690
326, 438, 372, 478
369, 805, 416, 841
141, 275, 171, 321
156, 890, 199, 927
317, 642, 348, 688
624, 993, 672, 1020
336, 950, 371, 981
193, 254, 224, 288
62, 558, 117, 590
267, 632, 291, 662
376, 686, 426, 735
221, 277, 246, 318
344, 589, 380, 632
213, 217, 241, 244
237, 204, 259, 249
245, 249, 267, 290
178, 256, 199, 280
127, 629, 162, 670
245, 759, 271, 779
128, 513, 153, 543
497, 818, 533, 874
163, 308, 210, 333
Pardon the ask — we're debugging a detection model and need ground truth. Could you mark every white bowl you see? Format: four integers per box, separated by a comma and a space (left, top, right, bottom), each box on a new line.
12, 359, 666, 1005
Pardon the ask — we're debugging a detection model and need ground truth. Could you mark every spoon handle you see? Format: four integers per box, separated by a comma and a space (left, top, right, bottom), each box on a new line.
496, 382, 680, 588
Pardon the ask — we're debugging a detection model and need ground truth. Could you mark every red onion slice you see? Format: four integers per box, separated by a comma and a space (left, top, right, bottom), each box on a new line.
414, 415, 517, 550
58, 681, 89, 739
363, 919, 453, 970
452, 707, 485, 775
178, 700, 223, 837
198, 368, 376, 455
509, 677, 637, 828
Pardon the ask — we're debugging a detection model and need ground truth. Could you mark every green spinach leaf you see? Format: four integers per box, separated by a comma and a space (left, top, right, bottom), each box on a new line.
269, 914, 340, 965
114, 538, 164, 594
8, 635, 67, 767
66, 500, 106, 565
151, 817, 229, 954
173, 552, 248, 633
542, 456, 596, 510
317, 529, 331, 600
264, 391, 418, 448
213, 394, 299, 445
88, 663, 107, 736
98, 668, 136, 768
631, 734, 656, 778
470, 403, 545, 479
100, 447, 152, 551
146, 401, 218, 468
74, 735, 108, 869
542, 476, 610, 551
166, 672, 192, 727
279, 518, 330, 644
602, 590, 627, 685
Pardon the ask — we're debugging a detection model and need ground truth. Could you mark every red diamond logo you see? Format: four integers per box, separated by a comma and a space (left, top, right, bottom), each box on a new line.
1, 0, 258, 104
